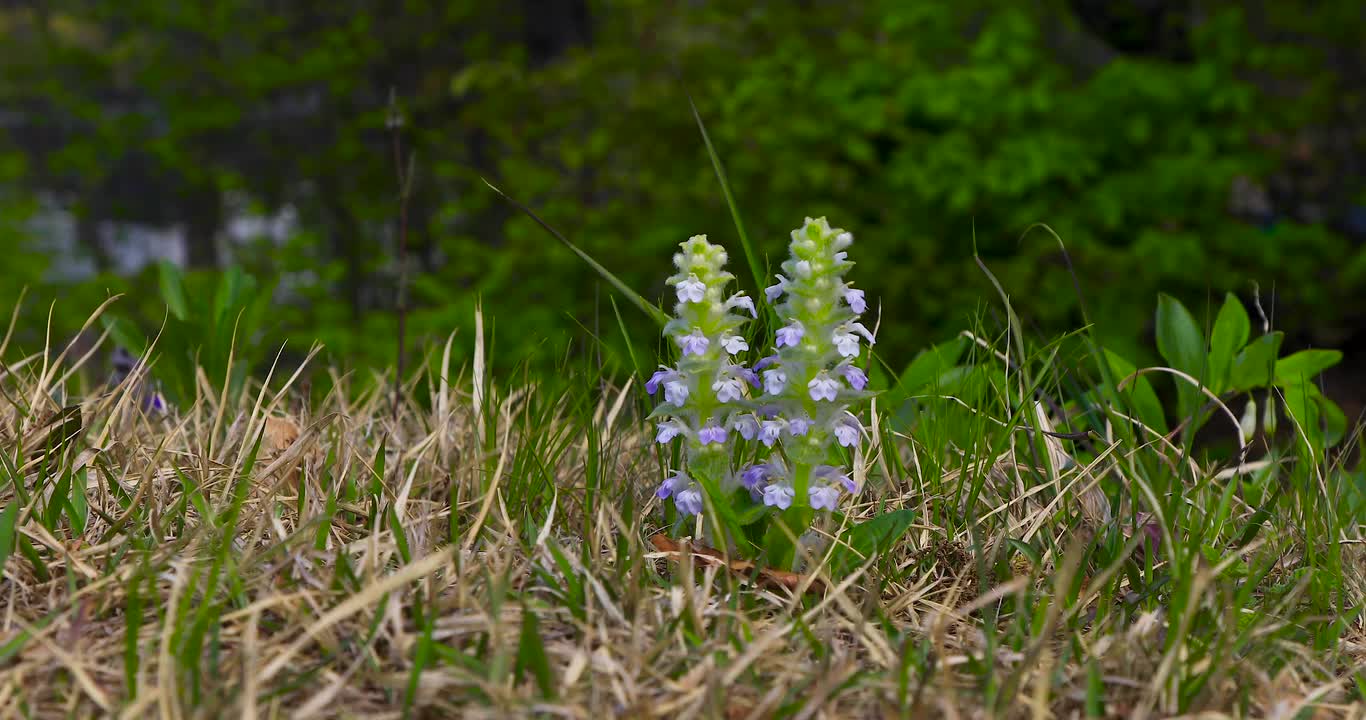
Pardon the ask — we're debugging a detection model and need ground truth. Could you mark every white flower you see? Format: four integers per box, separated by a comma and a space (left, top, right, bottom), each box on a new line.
763, 483, 795, 510
833, 328, 861, 358
808, 372, 840, 402
763, 368, 787, 396
809, 485, 840, 511
713, 375, 745, 403
759, 420, 784, 447
675, 274, 706, 303
677, 328, 710, 356
725, 293, 757, 318
844, 287, 866, 314
765, 275, 788, 302
664, 378, 689, 406
720, 333, 749, 355
656, 420, 685, 443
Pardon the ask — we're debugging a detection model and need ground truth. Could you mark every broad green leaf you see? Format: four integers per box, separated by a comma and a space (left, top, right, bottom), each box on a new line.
1320, 396, 1347, 448
1274, 349, 1342, 385
157, 261, 190, 322
1229, 332, 1284, 392
1155, 293, 1205, 378
1208, 293, 1249, 393
897, 335, 969, 393
1280, 381, 1322, 459
101, 315, 148, 359
827, 509, 916, 576
1101, 349, 1167, 433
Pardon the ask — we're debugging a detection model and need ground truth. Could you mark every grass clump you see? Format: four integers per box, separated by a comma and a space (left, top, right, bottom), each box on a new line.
0, 251, 1364, 719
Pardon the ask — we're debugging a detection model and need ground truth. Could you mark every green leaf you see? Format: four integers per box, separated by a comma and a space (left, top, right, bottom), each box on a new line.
157, 261, 190, 322
1155, 293, 1205, 378
1101, 349, 1167, 433
827, 509, 916, 576
515, 606, 556, 698
1274, 349, 1342, 385
1229, 332, 1284, 392
1208, 293, 1249, 393
0, 503, 17, 576
897, 336, 969, 393
101, 314, 148, 360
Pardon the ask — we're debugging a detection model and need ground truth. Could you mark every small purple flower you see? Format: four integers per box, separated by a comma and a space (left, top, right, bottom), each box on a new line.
646, 366, 674, 395
763, 483, 795, 510
844, 287, 867, 314
144, 392, 167, 415
720, 334, 748, 355
759, 420, 784, 447
740, 463, 773, 489
675, 487, 704, 516
787, 416, 811, 436
808, 372, 840, 402
731, 414, 760, 440
775, 321, 805, 348
656, 420, 685, 443
833, 415, 861, 447
765, 275, 788, 302
763, 368, 787, 396
833, 328, 862, 358
809, 485, 840, 511
677, 329, 710, 357
726, 293, 757, 318
663, 377, 689, 406
676, 274, 707, 303
840, 364, 868, 391
656, 471, 688, 499
713, 375, 745, 403
738, 366, 761, 388
697, 423, 728, 445
753, 354, 779, 371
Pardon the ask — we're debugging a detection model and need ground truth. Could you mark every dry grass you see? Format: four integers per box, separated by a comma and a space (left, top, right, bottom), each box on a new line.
1, 309, 1364, 719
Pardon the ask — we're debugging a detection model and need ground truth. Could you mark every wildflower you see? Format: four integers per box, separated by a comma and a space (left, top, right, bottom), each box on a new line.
726, 293, 758, 318
765, 276, 788, 302
763, 368, 788, 395
713, 375, 745, 403
731, 414, 760, 440
763, 483, 795, 510
809, 485, 840, 511
741, 463, 775, 490
720, 333, 749, 355
775, 321, 805, 348
677, 329, 710, 356
697, 423, 728, 445
676, 274, 707, 303
675, 487, 705, 516
645, 366, 677, 395
833, 415, 861, 447
844, 287, 866, 314
787, 415, 811, 436
839, 364, 868, 391
815, 465, 858, 493
656, 470, 689, 499
833, 327, 861, 357
663, 377, 689, 406
656, 420, 685, 443
808, 372, 840, 402
759, 419, 784, 447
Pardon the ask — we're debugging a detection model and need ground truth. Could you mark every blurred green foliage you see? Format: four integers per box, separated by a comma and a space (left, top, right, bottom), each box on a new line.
0, 1, 1361, 377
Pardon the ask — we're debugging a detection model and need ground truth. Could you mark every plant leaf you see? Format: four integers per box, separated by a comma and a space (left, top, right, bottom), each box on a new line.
1229, 332, 1284, 392
515, 607, 556, 698
827, 509, 916, 576
157, 261, 190, 322
1208, 293, 1250, 393
1274, 349, 1342, 385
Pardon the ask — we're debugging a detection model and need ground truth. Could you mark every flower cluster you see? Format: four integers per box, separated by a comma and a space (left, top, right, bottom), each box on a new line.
647, 235, 759, 516
742, 217, 874, 510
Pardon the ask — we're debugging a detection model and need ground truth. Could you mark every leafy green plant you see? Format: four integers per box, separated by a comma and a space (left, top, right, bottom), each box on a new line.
103, 262, 275, 407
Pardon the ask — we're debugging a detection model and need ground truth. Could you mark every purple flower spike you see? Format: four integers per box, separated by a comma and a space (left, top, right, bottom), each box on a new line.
677, 329, 710, 356
676, 274, 706, 303
763, 369, 787, 396
840, 364, 868, 391
759, 420, 784, 447
808, 372, 840, 402
809, 485, 840, 511
697, 424, 728, 445
675, 487, 704, 516
844, 287, 867, 314
775, 321, 805, 348
656, 420, 684, 444
763, 483, 795, 510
